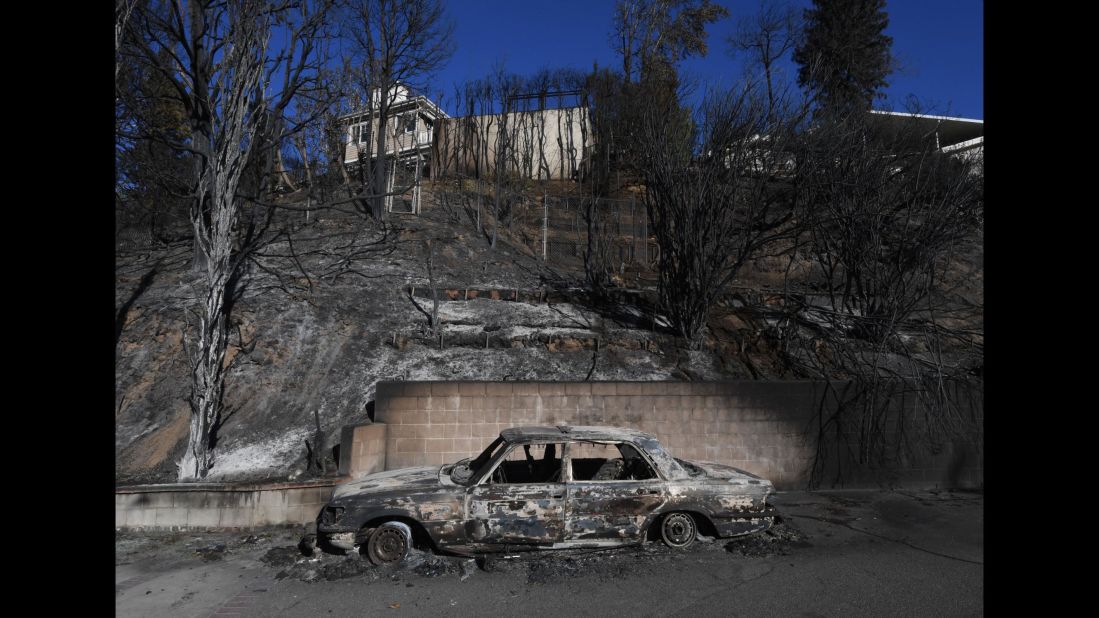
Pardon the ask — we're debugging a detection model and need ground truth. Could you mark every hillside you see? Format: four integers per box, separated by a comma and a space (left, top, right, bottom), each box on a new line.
115, 184, 983, 485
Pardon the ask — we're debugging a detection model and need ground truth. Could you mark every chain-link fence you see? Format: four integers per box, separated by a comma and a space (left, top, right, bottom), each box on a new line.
429, 178, 658, 281
118, 173, 657, 286
532, 195, 656, 275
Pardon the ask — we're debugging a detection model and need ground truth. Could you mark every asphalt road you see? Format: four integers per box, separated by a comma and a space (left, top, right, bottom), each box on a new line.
115, 489, 983, 617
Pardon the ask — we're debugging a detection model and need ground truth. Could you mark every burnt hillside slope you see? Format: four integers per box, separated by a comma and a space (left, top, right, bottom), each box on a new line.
115, 189, 982, 485
117, 199, 754, 484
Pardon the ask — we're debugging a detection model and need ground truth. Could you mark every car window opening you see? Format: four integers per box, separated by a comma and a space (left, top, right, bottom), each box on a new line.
470, 437, 505, 473
488, 442, 564, 484
570, 442, 656, 481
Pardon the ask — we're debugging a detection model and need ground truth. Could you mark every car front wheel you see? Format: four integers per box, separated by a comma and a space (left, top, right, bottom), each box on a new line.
365, 521, 412, 565
660, 512, 697, 549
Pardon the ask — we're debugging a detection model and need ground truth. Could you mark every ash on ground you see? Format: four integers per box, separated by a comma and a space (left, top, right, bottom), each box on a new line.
116, 528, 302, 567
264, 518, 809, 584
724, 517, 810, 557
194, 543, 228, 561
265, 546, 473, 583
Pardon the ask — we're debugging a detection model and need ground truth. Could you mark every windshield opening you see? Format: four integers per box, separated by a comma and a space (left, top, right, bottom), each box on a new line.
449, 437, 506, 485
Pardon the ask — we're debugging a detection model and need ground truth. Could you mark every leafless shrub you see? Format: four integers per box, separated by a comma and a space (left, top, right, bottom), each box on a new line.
795, 114, 983, 344
762, 110, 984, 486
631, 82, 808, 347
581, 197, 620, 298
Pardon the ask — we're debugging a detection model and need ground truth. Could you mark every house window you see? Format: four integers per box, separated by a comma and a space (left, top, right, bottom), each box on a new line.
403, 113, 417, 133
350, 122, 370, 144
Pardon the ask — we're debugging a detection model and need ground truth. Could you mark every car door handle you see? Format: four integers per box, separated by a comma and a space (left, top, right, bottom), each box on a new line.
550, 494, 564, 499
635, 488, 658, 495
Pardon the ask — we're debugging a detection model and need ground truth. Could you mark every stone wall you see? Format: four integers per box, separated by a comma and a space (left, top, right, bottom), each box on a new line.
373, 380, 983, 490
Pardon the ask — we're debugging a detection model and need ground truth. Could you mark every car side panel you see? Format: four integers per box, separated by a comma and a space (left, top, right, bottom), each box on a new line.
639, 482, 774, 538
565, 481, 666, 542
464, 483, 566, 545
318, 490, 466, 547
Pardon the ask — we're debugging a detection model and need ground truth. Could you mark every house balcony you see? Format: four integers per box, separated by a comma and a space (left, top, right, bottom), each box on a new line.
343, 128, 434, 165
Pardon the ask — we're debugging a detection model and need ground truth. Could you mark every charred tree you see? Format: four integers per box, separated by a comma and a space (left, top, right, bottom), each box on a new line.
633, 83, 807, 348
727, 0, 800, 120
122, 0, 338, 480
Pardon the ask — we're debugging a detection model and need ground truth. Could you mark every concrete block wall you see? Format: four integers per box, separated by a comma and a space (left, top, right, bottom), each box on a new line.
373, 380, 982, 490
115, 480, 338, 531
339, 422, 388, 478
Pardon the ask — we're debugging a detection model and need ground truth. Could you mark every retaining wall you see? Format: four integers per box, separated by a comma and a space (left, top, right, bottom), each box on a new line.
338, 422, 388, 477
116, 380, 982, 531
373, 380, 982, 490
115, 479, 339, 531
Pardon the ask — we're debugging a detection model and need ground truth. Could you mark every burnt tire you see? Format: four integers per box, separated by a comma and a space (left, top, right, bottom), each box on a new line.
365, 521, 412, 565
297, 533, 317, 556
660, 512, 697, 549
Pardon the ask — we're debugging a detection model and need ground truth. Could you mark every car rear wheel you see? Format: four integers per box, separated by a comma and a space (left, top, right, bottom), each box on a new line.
660, 512, 697, 549
365, 521, 412, 565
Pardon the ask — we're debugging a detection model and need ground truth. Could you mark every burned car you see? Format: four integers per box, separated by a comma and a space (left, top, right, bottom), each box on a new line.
316, 426, 776, 564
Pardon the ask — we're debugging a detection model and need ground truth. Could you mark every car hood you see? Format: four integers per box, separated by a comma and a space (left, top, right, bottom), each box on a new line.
685, 460, 774, 487
331, 466, 443, 500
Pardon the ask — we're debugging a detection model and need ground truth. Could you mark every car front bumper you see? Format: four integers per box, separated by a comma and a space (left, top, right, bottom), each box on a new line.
322, 531, 357, 551
714, 504, 778, 537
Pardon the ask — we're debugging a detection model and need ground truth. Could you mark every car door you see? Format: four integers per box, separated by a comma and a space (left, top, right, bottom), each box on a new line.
464, 442, 566, 546
564, 441, 666, 543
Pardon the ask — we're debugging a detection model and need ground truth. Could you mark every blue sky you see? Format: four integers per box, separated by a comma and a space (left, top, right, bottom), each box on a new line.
417, 0, 982, 119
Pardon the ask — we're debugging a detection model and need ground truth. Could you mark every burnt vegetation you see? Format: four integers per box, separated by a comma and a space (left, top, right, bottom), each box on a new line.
116, 0, 981, 487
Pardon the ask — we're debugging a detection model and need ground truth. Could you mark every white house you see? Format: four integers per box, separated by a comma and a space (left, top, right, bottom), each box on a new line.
341, 84, 449, 169
867, 110, 983, 174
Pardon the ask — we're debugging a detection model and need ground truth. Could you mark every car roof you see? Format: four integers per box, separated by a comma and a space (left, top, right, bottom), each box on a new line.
499, 425, 656, 443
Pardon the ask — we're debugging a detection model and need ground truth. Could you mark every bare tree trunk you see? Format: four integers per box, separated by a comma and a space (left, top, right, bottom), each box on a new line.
276, 144, 298, 192
491, 83, 508, 249
180, 263, 232, 478
373, 93, 391, 219
115, 0, 138, 82
426, 239, 440, 345
413, 150, 424, 214
296, 135, 314, 223
178, 2, 268, 480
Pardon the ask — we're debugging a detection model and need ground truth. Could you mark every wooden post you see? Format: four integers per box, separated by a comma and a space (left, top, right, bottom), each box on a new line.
413, 151, 424, 214
385, 160, 396, 212
542, 192, 548, 260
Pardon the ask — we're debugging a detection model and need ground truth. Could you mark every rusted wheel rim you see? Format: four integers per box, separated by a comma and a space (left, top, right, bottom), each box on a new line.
368, 527, 408, 563
662, 513, 696, 547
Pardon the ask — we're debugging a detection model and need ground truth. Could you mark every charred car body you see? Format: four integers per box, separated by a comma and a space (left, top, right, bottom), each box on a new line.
317, 426, 776, 564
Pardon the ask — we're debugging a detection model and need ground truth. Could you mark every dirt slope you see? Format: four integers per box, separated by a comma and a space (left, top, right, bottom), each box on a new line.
116, 191, 983, 485
115, 201, 756, 485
